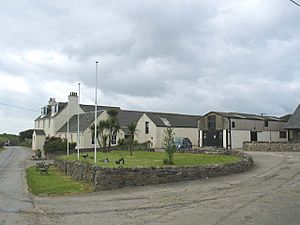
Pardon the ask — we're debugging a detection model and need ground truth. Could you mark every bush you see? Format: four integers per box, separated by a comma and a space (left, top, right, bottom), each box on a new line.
44, 137, 67, 153
118, 138, 129, 146
163, 158, 174, 165
163, 127, 176, 164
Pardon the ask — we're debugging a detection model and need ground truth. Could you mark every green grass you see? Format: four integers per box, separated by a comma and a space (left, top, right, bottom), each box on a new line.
26, 166, 94, 196
60, 151, 240, 168
0, 147, 4, 152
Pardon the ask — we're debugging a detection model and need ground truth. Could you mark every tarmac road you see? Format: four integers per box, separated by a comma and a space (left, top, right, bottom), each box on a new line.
1, 146, 300, 225
0, 146, 36, 225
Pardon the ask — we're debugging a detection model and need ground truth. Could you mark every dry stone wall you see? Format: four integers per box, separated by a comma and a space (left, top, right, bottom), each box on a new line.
243, 142, 300, 152
54, 151, 254, 191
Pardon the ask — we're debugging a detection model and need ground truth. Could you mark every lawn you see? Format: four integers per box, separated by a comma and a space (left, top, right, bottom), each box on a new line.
60, 151, 240, 168
0, 147, 4, 152
26, 166, 93, 196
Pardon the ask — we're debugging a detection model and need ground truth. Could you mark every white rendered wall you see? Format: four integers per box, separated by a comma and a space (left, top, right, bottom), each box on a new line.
231, 130, 250, 149
135, 113, 157, 148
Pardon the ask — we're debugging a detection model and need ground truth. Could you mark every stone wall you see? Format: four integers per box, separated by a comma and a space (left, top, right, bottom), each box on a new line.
54, 151, 253, 191
243, 142, 300, 152
54, 160, 97, 183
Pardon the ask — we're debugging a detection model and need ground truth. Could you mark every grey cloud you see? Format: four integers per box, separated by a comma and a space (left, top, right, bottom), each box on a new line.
1, 0, 300, 133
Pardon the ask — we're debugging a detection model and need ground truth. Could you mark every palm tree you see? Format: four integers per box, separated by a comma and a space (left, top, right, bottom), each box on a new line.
127, 122, 137, 156
90, 120, 109, 148
107, 109, 120, 149
90, 123, 101, 147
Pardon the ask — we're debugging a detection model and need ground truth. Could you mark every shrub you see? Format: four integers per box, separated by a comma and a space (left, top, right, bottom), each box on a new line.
163, 158, 173, 165
118, 138, 129, 146
163, 127, 176, 165
44, 137, 67, 153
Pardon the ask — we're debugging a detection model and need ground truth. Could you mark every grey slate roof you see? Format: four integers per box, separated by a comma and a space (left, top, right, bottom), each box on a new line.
284, 105, 300, 129
58, 111, 103, 133
118, 110, 144, 134
145, 112, 200, 128
118, 110, 143, 126
33, 129, 45, 136
205, 111, 285, 122
80, 104, 120, 113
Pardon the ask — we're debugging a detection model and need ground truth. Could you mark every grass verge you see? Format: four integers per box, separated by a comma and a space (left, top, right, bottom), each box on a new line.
61, 151, 240, 168
26, 166, 93, 196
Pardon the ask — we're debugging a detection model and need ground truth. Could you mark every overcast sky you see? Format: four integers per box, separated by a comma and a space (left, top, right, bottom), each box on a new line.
0, 0, 300, 134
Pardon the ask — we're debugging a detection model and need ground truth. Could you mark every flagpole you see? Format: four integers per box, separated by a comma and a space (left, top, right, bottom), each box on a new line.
77, 83, 80, 160
94, 61, 98, 163
67, 102, 70, 156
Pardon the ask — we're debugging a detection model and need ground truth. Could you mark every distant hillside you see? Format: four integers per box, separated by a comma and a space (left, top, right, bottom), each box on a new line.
280, 114, 292, 121
0, 133, 21, 146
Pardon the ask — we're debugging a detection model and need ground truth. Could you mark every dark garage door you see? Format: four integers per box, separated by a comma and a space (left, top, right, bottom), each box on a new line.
203, 130, 223, 147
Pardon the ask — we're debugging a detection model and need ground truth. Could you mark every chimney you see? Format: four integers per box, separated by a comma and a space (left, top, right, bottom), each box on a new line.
48, 98, 57, 106
68, 92, 79, 114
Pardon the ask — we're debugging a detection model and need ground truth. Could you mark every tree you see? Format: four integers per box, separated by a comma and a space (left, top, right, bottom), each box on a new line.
106, 109, 120, 148
163, 127, 176, 165
90, 120, 109, 149
127, 122, 138, 156
19, 129, 34, 141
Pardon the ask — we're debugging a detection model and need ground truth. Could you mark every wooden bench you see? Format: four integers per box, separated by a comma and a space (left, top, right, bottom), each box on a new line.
39, 164, 50, 175
36, 161, 45, 171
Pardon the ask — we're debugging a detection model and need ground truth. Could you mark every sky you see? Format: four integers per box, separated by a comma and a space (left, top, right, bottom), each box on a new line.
0, 0, 300, 134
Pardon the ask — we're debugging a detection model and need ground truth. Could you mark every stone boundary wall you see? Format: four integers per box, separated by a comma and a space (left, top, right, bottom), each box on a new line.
54, 151, 254, 191
243, 142, 300, 152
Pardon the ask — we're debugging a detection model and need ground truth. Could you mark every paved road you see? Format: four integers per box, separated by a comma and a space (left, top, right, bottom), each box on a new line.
0, 146, 36, 225
1, 147, 300, 225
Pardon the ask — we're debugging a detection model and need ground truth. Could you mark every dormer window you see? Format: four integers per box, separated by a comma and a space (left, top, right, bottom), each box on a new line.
51, 104, 59, 116
41, 106, 47, 117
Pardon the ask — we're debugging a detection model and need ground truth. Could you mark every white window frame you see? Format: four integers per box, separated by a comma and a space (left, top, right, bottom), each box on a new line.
111, 133, 117, 145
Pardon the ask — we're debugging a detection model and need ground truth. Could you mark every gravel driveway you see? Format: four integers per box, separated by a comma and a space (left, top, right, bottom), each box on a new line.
1, 146, 300, 225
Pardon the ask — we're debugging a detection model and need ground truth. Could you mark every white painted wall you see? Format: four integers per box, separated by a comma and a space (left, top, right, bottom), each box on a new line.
257, 131, 271, 142
32, 131, 46, 150
231, 130, 250, 149
173, 127, 198, 147
135, 113, 157, 148
257, 131, 288, 142
154, 127, 198, 149
199, 130, 203, 147
223, 129, 227, 149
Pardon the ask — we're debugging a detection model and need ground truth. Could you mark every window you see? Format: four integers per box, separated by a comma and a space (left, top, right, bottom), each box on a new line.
51, 104, 59, 115
111, 133, 117, 145
208, 115, 216, 130
232, 121, 235, 128
91, 137, 94, 144
280, 131, 287, 139
41, 107, 47, 117
264, 120, 268, 127
145, 122, 149, 134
